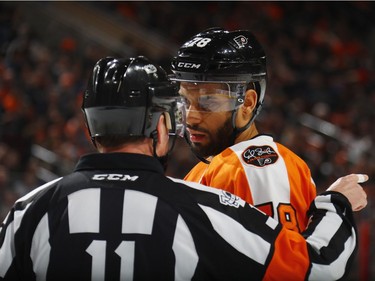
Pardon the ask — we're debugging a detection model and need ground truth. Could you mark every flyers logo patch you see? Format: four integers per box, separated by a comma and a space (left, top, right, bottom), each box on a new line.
242, 145, 279, 167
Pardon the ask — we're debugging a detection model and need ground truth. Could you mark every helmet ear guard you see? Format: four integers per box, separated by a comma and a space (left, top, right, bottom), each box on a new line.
163, 112, 172, 130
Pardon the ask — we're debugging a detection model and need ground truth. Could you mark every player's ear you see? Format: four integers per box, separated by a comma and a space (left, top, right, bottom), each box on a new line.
235, 89, 257, 128
155, 114, 169, 156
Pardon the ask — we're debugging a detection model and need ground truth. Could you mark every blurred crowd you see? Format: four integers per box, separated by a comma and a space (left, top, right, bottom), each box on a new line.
0, 3, 374, 277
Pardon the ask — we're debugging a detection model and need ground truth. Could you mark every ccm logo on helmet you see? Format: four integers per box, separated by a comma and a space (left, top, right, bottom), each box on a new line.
177, 62, 201, 69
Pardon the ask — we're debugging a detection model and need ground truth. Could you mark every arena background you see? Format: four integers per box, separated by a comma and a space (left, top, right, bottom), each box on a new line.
0, 2, 374, 280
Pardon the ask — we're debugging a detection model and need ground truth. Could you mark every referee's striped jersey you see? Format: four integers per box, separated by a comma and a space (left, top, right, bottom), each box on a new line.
0, 153, 357, 281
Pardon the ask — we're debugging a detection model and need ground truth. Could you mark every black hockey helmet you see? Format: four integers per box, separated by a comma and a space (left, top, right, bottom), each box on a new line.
171, 27, 267, 119
82, 56, 184, 142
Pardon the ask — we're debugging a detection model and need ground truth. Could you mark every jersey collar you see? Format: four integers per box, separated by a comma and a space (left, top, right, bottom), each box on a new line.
74, 152, 165, 174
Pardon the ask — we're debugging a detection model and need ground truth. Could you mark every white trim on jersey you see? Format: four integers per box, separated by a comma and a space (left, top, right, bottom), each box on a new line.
16, 177, 63, 204
309, 235, 356, 281
199, 204, 271, 265
306, 195, 344, 250
0, 177, 63, 278
307, 194, 357, 280
169, 176, 224, 195
169, 177, 247, 208
0, 203, 32, 278
172, 215, 198, 280
31, 214, 50, 281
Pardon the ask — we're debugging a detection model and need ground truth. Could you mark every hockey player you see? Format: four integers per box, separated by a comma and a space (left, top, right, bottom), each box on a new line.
172, 27, 316, 232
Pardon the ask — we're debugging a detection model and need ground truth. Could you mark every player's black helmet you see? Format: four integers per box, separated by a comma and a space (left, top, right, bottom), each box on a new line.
83, 56, 183, 141
171, 27, 267, 115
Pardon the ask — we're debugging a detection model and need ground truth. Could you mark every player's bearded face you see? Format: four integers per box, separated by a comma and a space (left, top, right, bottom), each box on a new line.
187, 114, 233, 158
180, 82, 238, 158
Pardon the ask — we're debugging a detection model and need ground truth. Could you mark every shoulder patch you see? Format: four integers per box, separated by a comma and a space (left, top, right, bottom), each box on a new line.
219, 191, 241, 208
242, 145, 279, 167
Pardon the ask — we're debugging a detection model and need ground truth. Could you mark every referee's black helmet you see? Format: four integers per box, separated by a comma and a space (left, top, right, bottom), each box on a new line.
83, 56, 183, 140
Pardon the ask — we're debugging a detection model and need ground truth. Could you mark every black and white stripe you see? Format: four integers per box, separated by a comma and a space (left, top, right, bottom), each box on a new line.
0, 153, 359, 281
304, 193, 356, 280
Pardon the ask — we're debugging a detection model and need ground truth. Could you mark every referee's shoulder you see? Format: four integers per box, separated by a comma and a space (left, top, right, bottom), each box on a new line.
15, 177, 63, 206
167, 177, 239, 202
168, 177, 215, 193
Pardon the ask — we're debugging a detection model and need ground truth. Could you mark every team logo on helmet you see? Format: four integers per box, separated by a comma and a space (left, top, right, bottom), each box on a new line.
144, 64, 157, 74
242, 145, 279, 167
233, 35, 249, 48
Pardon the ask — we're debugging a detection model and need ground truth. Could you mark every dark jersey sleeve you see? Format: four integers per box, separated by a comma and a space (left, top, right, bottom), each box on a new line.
174, 179, 358, 281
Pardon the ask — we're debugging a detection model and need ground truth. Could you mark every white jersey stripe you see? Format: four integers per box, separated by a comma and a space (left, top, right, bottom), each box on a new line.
306, 196, 342, 251
0, 222, 16, 278
16, 177, 62, 203
31, 214, 51, 281
172, 215, 198, 280
0, 177, 62, 278
0, 212, 9, 233
68, 189, 101, 233
122, 190, 157, 235
231, 136, 291, 221
0, 202, 32, 277
199, 204, 270, 265
308, 232, 356, 281
169, 177, 247, 208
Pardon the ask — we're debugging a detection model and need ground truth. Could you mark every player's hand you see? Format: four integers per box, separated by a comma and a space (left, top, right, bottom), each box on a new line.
326, 174, 368, 211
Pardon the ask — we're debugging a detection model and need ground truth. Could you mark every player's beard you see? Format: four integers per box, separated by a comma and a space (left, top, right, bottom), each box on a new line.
190, 116, 233, 158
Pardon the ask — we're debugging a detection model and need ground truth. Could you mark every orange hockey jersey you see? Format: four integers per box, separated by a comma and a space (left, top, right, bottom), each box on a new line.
185, 135, 317, 232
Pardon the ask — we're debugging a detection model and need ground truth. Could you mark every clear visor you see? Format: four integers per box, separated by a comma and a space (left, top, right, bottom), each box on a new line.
178, 81, 246, 113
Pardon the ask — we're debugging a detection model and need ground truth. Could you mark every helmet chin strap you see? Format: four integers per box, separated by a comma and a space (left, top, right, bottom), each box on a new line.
230, 103, 262, 145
